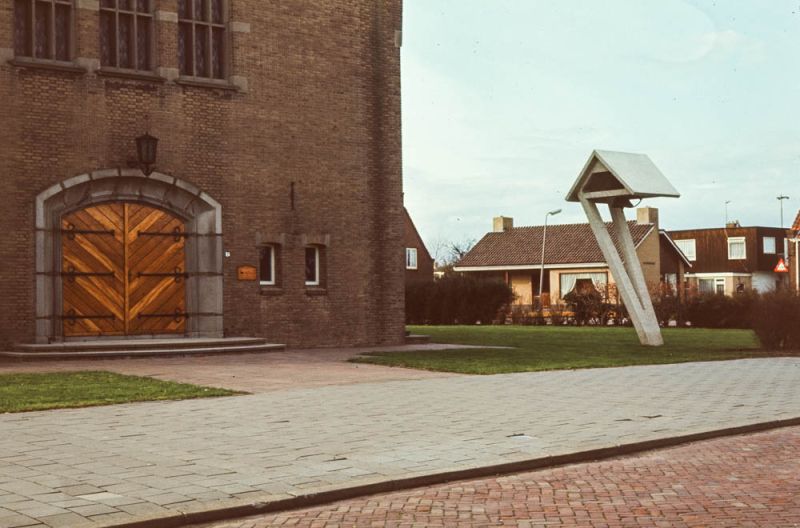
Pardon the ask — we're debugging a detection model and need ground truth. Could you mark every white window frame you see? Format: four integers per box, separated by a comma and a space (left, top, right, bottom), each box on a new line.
675, 238, 696, 261
406, 248, 418, 270
305, 246, 320, 286
763, 236, 776, 255
714, 277, 726, 295
727, 237, 746, 260
259, 245, 275, 286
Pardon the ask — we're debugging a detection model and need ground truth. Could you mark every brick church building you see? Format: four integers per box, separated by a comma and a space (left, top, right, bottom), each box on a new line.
0, 1, 405, 349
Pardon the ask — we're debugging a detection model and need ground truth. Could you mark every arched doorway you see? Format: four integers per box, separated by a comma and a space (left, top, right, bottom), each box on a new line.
35, 169, 223, 343
61, 202, 188, 337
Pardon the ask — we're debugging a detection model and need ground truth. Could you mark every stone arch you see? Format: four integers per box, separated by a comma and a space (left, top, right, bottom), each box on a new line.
35, 169, 223, 343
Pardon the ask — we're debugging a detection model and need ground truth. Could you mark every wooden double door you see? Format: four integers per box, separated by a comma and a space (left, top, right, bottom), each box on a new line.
61, 202, 187, 337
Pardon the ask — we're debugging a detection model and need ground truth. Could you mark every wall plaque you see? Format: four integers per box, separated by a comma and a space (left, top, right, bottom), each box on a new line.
237, 265, 257, 281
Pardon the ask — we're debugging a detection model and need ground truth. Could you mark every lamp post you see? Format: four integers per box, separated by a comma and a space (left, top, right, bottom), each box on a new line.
538, 208, 561, 312
135, 133, 159, 176
777, 195, 789, 228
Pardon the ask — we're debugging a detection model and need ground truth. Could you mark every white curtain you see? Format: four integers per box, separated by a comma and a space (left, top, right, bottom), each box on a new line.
560, 272, 608, 296
728, 239, 745, 259
559, 274, 578, 297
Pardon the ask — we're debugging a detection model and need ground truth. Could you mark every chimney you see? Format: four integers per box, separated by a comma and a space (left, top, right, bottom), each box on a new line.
636, 207, 659, 229
493, 216, 513, 233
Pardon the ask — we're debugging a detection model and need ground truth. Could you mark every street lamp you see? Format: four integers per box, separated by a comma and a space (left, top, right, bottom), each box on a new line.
538, 208, 562, 312
135, 133, 159, 176
777, 195, 789, 228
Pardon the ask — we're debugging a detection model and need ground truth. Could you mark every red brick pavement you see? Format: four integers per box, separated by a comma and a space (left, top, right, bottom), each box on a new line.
202, 426, 800, 527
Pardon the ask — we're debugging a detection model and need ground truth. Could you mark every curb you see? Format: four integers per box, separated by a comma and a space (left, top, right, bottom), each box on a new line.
108, 416, 800, 528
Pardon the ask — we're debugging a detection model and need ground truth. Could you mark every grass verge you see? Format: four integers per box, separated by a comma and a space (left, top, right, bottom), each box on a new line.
351, 325, 778, 375
0, 371, 241, 413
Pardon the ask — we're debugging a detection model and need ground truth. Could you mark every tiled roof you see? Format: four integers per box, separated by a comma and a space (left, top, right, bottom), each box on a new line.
457, 221, 654, 268
793, 210, 800, 232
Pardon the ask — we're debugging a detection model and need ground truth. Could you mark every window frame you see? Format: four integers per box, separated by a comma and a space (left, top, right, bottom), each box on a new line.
304, 246, 320, 287
13, 0, 75, 63
727, 236, 746, 260
763, 236, 776, 255
259, 245, 276, 286
714, 277, 726, 295
675, 238, 696, 262
405, 248, 418, 270
177, 0, 229, 80
98, 0, 156, 72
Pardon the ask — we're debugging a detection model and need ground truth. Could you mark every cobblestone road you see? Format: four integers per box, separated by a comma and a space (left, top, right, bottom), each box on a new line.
0, 358, 798, 527
205, 426, 800, 527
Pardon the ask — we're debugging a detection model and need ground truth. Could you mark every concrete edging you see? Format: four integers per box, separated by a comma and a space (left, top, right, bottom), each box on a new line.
105, 416, 800, 528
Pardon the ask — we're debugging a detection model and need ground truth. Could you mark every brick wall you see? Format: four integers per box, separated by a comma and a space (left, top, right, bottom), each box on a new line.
0, 0, 405, 348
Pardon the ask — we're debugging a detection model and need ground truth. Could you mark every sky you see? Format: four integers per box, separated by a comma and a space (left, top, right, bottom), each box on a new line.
400, 0, 800, 259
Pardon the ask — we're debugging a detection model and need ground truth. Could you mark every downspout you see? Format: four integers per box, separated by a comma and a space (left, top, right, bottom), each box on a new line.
794, 238, 800, 293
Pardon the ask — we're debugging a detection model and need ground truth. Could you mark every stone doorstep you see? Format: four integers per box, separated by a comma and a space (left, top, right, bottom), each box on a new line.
14, 337, 271, 352
2, 338, 285, 361
87, 416, 800, 528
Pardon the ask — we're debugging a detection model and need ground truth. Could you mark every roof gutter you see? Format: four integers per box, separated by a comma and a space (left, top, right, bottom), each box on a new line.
454, 262, 609, 272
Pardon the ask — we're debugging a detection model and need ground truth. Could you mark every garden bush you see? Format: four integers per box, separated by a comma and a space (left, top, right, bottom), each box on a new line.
405, 275, 513, 325
683, 292, 756, 329
749, 291, 800, 350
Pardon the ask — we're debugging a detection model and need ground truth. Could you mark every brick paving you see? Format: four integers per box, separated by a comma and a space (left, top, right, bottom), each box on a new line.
204, 426, 800, 527
0, 358, 798, 527
0, 344, 463, 393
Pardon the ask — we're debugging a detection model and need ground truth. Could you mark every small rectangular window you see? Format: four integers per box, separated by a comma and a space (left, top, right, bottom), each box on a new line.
714, 277, 726, 295
698, 278, 714, 294
763, 236, 776, 254
727, 237, 746, 260
305, 246, 319, 286
675, 239, 696, 261
99, 0, 154, 71
177, 0, 227, 79
14, 0, 73, 61
259, 246, 275, 285
406, 248, 418, 270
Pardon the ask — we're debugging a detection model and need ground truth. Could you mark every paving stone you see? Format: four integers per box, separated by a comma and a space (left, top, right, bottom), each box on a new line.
0, 358, 797, 527
203, 426, 800, 528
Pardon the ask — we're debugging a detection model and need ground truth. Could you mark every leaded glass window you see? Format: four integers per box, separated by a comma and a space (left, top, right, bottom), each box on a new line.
177, 0, 227, 79
99, 0, 154, 70
14, 0, 73, 61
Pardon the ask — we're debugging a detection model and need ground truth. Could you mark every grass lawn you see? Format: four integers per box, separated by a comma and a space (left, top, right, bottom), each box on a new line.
351, 325, 776, 375
0, 371, 240, 413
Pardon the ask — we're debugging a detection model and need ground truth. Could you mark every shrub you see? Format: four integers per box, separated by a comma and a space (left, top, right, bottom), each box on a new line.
405, 275, 513, 325
650, 282, 681, 326
683, 292, 756, 329
749, 291, 800, 350
563, 288, 604, 325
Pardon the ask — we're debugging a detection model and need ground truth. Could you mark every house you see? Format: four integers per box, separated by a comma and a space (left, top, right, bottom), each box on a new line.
668, 224, 789, 295
403, 208, 434, 283
454, 207, 690, 309
0, 1, 404, 349
788, 211, 800, 293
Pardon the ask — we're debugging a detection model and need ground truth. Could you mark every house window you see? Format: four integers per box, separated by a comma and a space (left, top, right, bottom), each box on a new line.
559, 272, 608, 298
763, 236, 776, 255
259, 245, 276, 286
305, 246, 320, 286
406, 248, 418, 270
99, 0, 154, 70
727, 237, 746, 260
699, 277, 726, 295
177, 0, 227, 79
14, 0, 73, 61
675, 239, 696, 261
